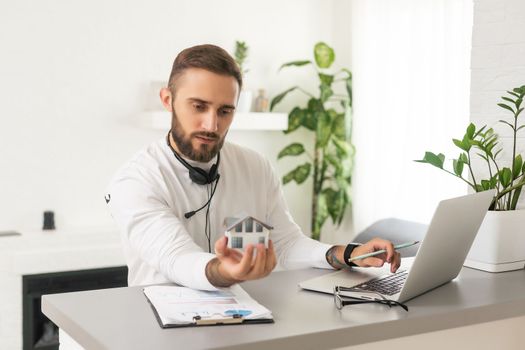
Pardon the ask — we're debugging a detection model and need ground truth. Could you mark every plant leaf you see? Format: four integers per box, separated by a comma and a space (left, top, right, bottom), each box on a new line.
499, 119, 515, 130
481, 180, 491, 191
318, 73, 334, 86
326, 154, 342, 176
332, 137, 354, 158
316, 111, 332, 148
307, 98, 324, 112
498, 167, 512, 188
414, 152, 445, 169
466, 123, 475, 139
459, 152, 469, 164
513, 155, 523, 178
490, 175, 498, 188
453, 159, 464, 176
315, 192, 329, 237
278, 143, 305, 159
302, 110, 316, 131
282, 163, 312, 185
282, 172, 294, 185
501, 96, 516, 104
332, 113, 346, 140
293, 163, 312, 184
319, 84, 333, 103
270, 86, 298, 111
314, 42, 335, 69
461, 134, 473, 151
284, 107, 304, 134
498, 103, 516, 114
453, 138, 469, 151
473, 125, 487, 138
279, 60, 311, 71
322, 188, 341, 223
345, 76, 353, 107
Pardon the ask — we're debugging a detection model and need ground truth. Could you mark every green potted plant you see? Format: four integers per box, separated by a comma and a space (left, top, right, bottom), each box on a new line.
271, 42, 354, 240
416, 85, 525, 272
233, 40, 252, 112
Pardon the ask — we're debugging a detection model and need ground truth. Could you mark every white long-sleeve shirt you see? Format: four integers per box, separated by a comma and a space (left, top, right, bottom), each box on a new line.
106, 138, 333, 290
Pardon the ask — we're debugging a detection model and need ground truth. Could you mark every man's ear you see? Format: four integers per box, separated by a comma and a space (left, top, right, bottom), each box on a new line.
159, 87, 173, 112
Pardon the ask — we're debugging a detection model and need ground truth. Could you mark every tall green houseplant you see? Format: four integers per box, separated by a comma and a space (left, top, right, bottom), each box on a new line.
271, 42, 354, 240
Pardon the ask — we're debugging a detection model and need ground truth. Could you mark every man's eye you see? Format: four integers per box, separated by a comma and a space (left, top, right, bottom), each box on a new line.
220, 109, 233, 116
194, 104, 206, 111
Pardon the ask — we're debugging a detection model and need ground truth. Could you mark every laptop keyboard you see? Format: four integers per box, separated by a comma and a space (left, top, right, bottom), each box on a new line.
354, 270, 408, 296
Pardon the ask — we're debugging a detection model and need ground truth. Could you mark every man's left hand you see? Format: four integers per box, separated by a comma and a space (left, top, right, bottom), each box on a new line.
350, 238, 401, 273
326, 238, 401, 273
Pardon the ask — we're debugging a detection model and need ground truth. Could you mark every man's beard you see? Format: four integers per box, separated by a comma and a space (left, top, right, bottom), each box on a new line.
170, 109, 226, 163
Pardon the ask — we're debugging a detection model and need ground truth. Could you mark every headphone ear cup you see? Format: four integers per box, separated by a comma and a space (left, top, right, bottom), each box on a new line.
208, 164, 218, 182
189, 167, 209, 185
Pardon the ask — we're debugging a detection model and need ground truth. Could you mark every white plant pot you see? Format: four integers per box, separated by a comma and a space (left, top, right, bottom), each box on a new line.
464, 209, 525, 272
237, 90, 253, 113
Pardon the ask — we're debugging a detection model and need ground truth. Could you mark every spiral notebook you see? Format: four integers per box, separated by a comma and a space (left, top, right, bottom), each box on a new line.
143, 284, 274, 328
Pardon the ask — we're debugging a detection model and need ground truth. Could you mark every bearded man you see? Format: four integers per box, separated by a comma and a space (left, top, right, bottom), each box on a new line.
106, 44, 401, 290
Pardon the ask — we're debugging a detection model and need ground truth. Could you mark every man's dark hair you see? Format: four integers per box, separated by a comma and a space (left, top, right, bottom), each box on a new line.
168, 44, 243, 95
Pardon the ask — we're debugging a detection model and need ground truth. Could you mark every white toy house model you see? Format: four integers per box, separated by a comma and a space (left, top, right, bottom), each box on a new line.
224, 216, 273, 251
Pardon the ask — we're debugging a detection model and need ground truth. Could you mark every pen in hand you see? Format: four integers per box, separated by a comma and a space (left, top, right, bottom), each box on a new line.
347, 241, 420, 263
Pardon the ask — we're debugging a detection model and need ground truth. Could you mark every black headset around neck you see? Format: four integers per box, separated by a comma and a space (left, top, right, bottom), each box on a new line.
166, 133, 220, 184
166, 132, 221, 252
171, 146, 220, 186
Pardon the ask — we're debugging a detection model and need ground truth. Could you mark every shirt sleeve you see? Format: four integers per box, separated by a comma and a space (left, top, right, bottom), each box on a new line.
107, 167, 218, 291
263, 158, 335, 270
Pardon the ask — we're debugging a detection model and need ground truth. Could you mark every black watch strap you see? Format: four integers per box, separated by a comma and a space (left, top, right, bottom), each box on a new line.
344, 243, 361, 267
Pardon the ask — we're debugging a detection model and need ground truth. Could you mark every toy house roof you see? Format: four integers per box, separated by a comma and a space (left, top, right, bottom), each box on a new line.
224, 216, 273, 231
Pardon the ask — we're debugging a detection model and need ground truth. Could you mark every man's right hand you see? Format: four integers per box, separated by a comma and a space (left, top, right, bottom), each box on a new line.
205, 236, 277, 287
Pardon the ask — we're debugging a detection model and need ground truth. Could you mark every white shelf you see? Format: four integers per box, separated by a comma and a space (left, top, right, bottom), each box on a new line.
143, 111, 288, 131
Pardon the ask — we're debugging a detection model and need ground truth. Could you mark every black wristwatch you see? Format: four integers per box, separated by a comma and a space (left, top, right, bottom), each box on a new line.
344, 243, 361, 267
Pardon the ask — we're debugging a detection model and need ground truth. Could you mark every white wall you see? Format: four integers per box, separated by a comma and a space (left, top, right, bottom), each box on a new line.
470, 0, 525, 209
0, 0, 355, 240
349, 0, 473, 234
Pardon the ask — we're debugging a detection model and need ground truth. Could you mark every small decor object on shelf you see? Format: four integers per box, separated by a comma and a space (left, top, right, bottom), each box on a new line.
254, 89, 269, 112
416, 85, 525, 272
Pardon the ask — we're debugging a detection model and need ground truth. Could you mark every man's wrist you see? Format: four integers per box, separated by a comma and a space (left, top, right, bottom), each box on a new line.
325, 245, 347, 269
205, 258, 240, 288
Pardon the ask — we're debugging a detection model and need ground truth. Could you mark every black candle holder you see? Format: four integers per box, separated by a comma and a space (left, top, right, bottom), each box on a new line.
43, 211, 55, 230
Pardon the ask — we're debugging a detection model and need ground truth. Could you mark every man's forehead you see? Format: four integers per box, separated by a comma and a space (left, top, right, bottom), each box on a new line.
176, 68, 238, 90
174, 68, 239, 104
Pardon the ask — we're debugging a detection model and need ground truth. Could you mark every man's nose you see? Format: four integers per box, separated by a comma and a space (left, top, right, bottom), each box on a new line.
201, 111, 218, 132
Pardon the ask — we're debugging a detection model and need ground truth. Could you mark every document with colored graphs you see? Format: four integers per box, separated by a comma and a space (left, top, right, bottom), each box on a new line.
143, 284, 274, 328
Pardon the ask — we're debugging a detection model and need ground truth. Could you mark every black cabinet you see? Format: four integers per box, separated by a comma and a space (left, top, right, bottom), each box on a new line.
23, 266, 128, 350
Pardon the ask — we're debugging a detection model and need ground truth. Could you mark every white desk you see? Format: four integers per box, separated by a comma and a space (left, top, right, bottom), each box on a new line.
42, 266, 525, 350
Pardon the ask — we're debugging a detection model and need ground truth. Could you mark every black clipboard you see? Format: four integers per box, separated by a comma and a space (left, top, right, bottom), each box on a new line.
144, 290, 274, 329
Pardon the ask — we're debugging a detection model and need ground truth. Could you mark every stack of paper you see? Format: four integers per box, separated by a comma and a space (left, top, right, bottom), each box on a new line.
143, 284, 273, 328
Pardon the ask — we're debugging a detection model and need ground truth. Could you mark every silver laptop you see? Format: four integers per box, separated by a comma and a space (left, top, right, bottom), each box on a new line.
299, 190, 495, 303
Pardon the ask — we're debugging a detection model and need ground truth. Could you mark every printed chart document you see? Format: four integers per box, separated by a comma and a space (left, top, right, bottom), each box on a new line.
143, 284, 274, 328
